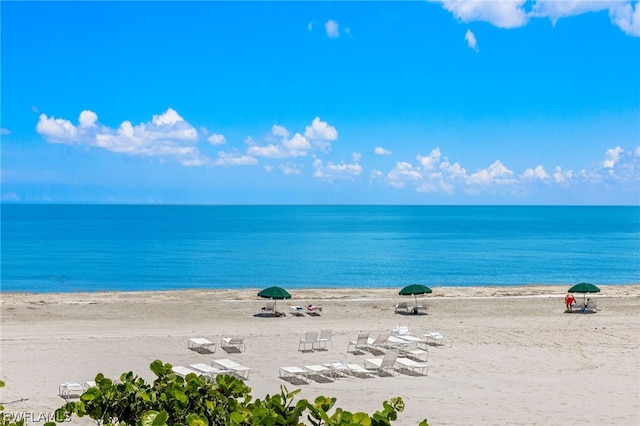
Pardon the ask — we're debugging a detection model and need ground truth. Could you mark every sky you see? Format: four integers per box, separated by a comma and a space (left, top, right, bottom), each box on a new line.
1, 1, 639, 205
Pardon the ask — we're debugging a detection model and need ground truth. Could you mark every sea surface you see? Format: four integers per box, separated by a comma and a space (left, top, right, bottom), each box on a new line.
1, 205, 638, 293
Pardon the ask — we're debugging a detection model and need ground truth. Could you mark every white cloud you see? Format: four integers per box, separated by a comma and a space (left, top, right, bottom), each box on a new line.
610, 1, 640, 36
207, 134, 226, 145
35, 108, 219, 167
304, 117, 338, 141
468, 160, 516, 185
272, 124, 289, 137
1, 128, 11, 135
279, 162, 303, 176
78, 110, 97, 127
374, 147, 392, 155
635, 146, 640, 157
522, 164, 551, 180
211, 151, 258, 167
248, 118, 337, 159
439, 158, 467, 179
247, 143, 286, 158
465, 29, 478, 51
553, 166, 574, 186
433, 0, 640, 37
531, 0, 611, 23
308, 22, 313, 31
325, 19, 340, 38
313, 156, 362, 180
386, 162, 423, 188
37, 113, 80, 141
431, 0, 529, 28
604, 146, 624, 168
417, 148, 441, 170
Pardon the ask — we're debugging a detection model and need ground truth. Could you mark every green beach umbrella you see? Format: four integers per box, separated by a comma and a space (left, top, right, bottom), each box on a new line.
399, 284, 432, 311
258, 286, 292, 313
568, 282, 601, 303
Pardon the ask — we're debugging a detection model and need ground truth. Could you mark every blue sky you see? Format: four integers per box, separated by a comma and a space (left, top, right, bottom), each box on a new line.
1, 1, 639, 205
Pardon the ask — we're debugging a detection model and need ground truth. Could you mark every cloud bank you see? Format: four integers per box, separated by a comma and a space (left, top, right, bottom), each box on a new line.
430, 0, 640, 36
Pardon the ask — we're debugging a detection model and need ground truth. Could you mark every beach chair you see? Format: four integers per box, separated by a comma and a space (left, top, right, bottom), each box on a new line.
394, 302, 411, 314
189, 363, 226, 379
422, 331, 450, 347
367, 332, 391, 354
211, 358, 251, 379
323, 360, 354, 379
290, 305, 305, 316
58, 382, 86, 400
344, 363, 377, 378
220, 336, 245, 353
392, 323, 411, 336
398, 346, 429, 362
364, 349, 399, 376
260, 301, 276, 315
299, 330, 318, 352
172, 366, 199, 378
395, 357, 429, 376
188, 337, 217, 354
316, 329, 333, 350
347, 333, 370, 354
279, 366, 311, 384
306, 304, 323, 316
304, 364, 336, 382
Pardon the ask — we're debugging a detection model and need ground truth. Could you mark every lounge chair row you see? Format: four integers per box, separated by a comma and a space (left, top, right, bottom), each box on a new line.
394, 302, 429, 315
289, 305, 323, 316
280, 349, 429, 385
173, 358, 251, 380
188, 336, 246, 354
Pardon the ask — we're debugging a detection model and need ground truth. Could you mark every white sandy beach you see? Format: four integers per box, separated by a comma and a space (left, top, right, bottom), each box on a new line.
1, 285, 639, 425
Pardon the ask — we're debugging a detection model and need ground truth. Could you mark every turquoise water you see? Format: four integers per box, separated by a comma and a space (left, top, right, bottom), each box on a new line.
1, 205, 638, 293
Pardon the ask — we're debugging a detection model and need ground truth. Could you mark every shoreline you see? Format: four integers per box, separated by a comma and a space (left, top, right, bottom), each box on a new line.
2, 284, 639, 302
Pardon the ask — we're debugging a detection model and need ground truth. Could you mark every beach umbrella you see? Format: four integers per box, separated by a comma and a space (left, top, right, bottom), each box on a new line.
568, 282, 600, 303
257, 286, 291, 313
399, 284, 432, 311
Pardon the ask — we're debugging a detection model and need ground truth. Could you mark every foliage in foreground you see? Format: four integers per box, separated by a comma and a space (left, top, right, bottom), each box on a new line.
38, 360, 428, 426
0, 380, 24, 426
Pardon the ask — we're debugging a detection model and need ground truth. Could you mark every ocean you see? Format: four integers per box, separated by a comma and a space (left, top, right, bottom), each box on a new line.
1, 205, 638, 293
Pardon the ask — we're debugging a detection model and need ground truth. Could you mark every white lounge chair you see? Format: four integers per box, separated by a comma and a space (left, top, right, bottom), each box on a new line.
394, 302, 411, 314
316, 329, 333, 350
367, 332, 391, 353
290, 306, 305, 316
58, 382, 86, 400
395, 357, 429, 375
422, 331, 451, 347
395, 334, 430, 349
398, 346, 429, 362
279, 366, 311, 384
189, 363, 226, 379
188, 337, 217, 354
212, 358, 251, 379
220, 337, 245, 353
260, 301, 276, 315
322, 361, 352, 379
299, 330, 318, 352
306, 304, 323, 316
172, 366, 199, 377
344, 363, 377, 378
347, 333, 370, 354
364, 349, 399, 376
392, 323, 411, 336
304, 364, 336, 382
